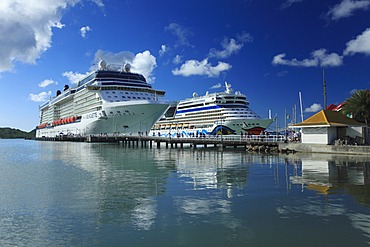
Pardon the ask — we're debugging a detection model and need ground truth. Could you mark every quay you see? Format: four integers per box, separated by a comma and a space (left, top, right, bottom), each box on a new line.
36, 134, 285, 150
35, 134, 370, 155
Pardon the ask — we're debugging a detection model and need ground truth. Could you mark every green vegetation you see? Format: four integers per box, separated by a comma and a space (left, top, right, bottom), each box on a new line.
0, 128, 36, 139
342, 89, 370, 125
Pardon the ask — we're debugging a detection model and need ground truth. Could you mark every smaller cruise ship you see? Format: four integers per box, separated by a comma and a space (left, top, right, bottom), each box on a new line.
151, 82, 273, 137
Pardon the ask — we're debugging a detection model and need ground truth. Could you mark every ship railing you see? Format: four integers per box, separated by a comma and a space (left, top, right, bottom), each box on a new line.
218, 134, 286, 142
98, 132, 286, 142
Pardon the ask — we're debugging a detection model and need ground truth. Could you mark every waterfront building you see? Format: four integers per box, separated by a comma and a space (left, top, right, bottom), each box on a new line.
290, 110, 368, 145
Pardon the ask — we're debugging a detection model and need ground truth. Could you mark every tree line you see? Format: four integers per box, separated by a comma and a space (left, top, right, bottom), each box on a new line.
0, 128, 35, 139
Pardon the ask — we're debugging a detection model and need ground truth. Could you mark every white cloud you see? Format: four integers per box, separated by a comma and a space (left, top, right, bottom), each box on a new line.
272, 53, 317, 67
80, 26, 92, 38
209, 32, 253, 59
0, 0, 105, 74
62, 71, 92, 85
28, 91, 52, 102
210, 83, 222, 89
132, 51, 157, 83
344, 28, 370, 55
92, 49, 157, 83
304, 103, 322, 113
312, 49, 344, 67
172, 58, 231, 77
165, 22, 193, 47
327, 0, 370, 20
159, 44, 167, 57
173, 55, 182, 65
0, 0, 76, 73
272, 49, 343, 67
38, 79, 58, 88
280, 0, 303, 9
91, 0, 104, 8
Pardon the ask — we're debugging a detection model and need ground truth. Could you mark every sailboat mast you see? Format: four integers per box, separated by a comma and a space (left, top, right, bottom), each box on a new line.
299, 92, 304, 122
323, 69, 327, 110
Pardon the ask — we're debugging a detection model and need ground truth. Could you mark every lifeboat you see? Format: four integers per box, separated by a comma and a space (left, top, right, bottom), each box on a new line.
37, 123, 48, 129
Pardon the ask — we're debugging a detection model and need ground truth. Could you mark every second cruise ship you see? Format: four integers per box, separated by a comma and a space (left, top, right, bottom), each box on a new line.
151, 82, 273, 137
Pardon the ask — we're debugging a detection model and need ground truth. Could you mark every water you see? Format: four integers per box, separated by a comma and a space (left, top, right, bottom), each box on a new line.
0, 139, 370, 246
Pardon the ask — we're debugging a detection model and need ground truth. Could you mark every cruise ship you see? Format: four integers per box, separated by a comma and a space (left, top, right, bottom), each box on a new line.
36, 60, 170, 138
151, 82, 273, 137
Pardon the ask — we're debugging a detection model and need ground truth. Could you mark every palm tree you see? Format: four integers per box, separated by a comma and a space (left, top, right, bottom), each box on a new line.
342, 90, 370, 125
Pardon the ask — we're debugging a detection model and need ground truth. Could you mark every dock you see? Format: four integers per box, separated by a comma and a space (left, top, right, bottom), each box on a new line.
34, 134, 370, 155
36, 134, 285, 150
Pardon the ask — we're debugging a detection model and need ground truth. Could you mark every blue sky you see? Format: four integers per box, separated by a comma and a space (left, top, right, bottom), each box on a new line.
1, 0, 370, 131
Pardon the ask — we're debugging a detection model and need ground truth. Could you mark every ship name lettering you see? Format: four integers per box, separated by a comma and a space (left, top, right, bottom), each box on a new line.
85, 112, 98, 119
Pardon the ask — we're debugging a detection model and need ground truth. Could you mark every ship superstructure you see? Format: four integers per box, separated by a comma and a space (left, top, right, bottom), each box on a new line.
36, 60, 169, 138
151, 82, 273, 137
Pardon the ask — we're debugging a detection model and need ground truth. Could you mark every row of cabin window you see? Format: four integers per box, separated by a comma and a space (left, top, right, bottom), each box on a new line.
105, 95, 154, 100
232, 123, 260, 126
105, 91, 151, 96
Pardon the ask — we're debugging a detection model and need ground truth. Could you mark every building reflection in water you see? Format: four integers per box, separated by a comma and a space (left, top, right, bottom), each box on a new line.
287, 153, 370, 199
284, 153, 370, 243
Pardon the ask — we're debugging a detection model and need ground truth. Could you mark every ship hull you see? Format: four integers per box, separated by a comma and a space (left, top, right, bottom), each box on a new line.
36, 101, 169, 138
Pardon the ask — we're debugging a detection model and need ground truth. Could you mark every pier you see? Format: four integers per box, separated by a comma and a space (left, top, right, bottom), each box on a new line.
37, 134, 286, 150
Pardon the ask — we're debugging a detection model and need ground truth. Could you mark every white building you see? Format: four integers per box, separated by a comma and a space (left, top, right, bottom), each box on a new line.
290, 110, 368, 145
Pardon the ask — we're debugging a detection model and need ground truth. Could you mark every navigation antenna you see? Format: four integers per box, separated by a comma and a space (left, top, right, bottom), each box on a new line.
225, 82, 232, 94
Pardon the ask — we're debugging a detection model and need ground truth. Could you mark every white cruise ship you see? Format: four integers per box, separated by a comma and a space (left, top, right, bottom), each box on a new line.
151, 82, 273, 137
36, 60, 170, 138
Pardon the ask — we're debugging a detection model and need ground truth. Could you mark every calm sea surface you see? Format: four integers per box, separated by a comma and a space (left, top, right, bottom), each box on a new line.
1, 139, 370, 246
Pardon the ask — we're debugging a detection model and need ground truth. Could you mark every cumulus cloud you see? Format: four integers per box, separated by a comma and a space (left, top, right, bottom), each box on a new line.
80, 26, 92, 38
92, 50, 157, 83
280, 0, 303, 9
172, 58, 231, 77
272, 49, 343, 67
28, 91, 52, 102
38, 79, 58, 88
344, 28, 370, 55
132, 51, 157, 83
165, 22, 193, 47
327, 0, 370, 20
209, 32, 253, 59
0, 0, 105, 74
304, 103, 322, 113
0, 0, 71, 72
62, 71, 92, 85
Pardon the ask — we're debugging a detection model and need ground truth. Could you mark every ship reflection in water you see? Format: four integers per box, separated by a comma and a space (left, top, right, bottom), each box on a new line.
0, 140, 370, 246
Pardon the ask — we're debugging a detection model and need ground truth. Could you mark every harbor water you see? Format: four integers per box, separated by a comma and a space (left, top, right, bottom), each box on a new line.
1, 139, 370, 246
